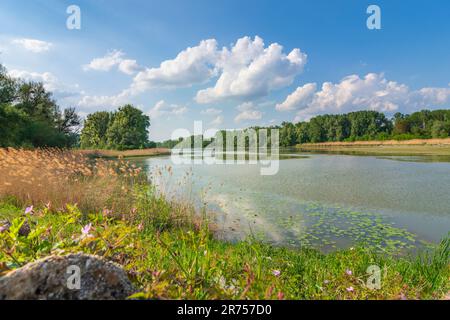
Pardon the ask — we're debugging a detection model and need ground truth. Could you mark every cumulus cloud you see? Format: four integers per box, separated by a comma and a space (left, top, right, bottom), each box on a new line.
275, 73, 450, 122
77, 36, 306, 109
83, 50, 141, 75
276, 83, 317, 111
234, 102, 263, 123
196, 36, 307, 104
147, 100, 188, 119
124, 36, 306, 101
12, 38, 52, 53
118, 59, 140, 75
129, 39, 220, 93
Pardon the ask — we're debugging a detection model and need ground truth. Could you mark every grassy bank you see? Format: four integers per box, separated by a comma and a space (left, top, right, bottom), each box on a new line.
298, 139, 450, 156
78, 148, 171, 159
0, 148, 449, 299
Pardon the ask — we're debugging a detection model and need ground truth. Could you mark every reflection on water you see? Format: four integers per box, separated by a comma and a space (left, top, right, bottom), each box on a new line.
129, 151, 450, 253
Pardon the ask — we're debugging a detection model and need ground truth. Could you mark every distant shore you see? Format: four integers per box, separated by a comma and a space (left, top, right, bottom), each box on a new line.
297, 138, 450, 156
78, 148, 171, 158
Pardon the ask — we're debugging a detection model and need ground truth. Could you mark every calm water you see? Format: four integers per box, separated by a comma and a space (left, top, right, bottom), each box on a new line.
130, 151, 450, 252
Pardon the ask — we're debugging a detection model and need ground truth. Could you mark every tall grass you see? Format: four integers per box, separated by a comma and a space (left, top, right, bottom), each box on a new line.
0, 148, 143, 214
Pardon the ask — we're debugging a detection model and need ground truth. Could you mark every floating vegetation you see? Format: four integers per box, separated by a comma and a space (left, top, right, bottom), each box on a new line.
268, 202, 420, 254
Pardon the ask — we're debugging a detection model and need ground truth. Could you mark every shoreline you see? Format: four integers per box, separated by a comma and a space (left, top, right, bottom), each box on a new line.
297, 139, 450, 156
77, 148, 171, 158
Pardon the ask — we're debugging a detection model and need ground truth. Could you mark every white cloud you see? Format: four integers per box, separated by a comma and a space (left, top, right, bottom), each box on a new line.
234, 102, 263, 123
118, 59, 140, 75
201, 108, 222, 115
83, 50, 141, 75
147, 100, 188, 119
276, 83, 317, 111
77, 92, 129, 109
210, 115, 224, 126
275, 73, 450, 122
12, 38, 52, 53
130, 39, 219, 93
125, 36, 306, 102
8, 69, 79, 99
196, 36, 307, 104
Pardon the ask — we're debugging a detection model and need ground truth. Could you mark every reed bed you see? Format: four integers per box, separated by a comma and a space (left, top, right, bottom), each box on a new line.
0, 148, 143, 214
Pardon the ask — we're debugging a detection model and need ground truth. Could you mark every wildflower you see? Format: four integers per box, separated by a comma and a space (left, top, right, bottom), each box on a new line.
137, 222, 144, 231
345, 269, 352, 276
24, 205, 33, 215
277, 291, 284, 300
324, 280, 330, 284
102, 208, 113, 217
346, 286, 354, 292
272, 270, 281, 277
400, 293, 407, 300
81, 223, 92, 237
0, 222, 10, 233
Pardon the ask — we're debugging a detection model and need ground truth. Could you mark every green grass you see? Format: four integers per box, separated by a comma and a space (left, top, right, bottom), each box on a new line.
1, 189, 448, 300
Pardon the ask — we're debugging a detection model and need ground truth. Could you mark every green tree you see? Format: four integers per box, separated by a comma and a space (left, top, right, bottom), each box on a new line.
0, 64, 81, 148
106, 104, 150, 150
80, 111, 112, 149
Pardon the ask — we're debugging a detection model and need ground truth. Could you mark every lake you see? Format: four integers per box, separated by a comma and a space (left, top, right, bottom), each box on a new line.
129, 151, 450, 253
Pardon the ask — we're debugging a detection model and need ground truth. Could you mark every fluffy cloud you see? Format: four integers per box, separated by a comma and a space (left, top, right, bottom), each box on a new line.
147, 100, 188, 119
125, 36, 306, 101
8, 69, 79, 99
129, 39, 219, 93
83, 50, 141, 75
275, 73, 450, 121
77, 91, 129, 109
12, 38, 52, 53
196, 36, 307, 104
118, 59, 140, 75
276, 83, 317, 111
234, 102, 263, 123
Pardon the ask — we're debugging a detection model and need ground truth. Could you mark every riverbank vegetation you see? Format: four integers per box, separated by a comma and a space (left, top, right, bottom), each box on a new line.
79, 148, 171, 159
275, 110, 450, 147
298, 139, 450, 156
1, 148, 449, 299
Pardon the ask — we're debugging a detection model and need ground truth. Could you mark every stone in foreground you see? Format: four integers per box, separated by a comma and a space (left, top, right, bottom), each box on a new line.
0, 253, 135, 300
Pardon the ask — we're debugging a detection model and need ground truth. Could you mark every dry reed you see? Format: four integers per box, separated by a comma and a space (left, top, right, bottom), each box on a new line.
0, 148, 144, 214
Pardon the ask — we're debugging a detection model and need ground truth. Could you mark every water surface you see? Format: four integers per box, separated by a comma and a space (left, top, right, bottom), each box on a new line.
130, 151, 450, 252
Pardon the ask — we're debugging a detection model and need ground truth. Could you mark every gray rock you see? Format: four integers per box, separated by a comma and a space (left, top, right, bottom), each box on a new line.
0, 253, 135, 300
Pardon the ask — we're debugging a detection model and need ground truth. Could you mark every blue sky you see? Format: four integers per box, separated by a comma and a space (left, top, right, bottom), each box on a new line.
1, 0, 450, 141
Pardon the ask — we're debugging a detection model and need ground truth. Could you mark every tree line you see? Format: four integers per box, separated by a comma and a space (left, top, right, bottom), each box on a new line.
0, 64, 81, 148
271, 109, 450, 147
161, 109, 450, 149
